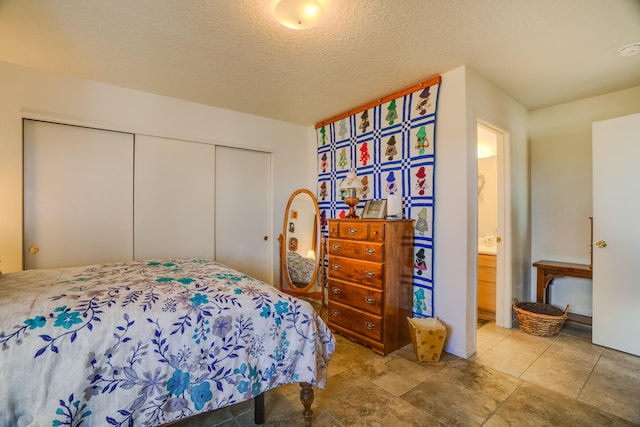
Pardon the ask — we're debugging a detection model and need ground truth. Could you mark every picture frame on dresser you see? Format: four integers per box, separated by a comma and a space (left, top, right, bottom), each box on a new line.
362, 200, 387, 219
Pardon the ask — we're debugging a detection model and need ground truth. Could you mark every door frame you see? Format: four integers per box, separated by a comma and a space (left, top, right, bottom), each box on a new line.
476, 119, 512, 328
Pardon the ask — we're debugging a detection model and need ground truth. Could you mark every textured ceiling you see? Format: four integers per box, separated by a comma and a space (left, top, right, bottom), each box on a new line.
0, 0, 639, 126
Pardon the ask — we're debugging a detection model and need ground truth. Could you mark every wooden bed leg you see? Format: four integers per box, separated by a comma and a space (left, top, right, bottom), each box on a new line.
300, 382, 314, 427
254, 392, 265, 424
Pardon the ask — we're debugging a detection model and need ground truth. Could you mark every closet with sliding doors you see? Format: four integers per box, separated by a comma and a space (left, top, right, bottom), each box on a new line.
23, 119, 271, 278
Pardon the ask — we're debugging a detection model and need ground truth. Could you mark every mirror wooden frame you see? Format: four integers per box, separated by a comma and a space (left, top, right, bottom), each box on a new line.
278, 189, 325, 314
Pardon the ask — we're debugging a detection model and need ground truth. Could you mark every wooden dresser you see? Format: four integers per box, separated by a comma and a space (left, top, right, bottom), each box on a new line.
327, 219, 413, 355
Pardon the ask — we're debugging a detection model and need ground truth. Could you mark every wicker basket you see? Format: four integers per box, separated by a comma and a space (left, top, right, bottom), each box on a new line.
512, 299, 569, 336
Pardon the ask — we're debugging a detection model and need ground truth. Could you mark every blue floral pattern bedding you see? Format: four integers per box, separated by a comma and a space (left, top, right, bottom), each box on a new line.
0, 259, 334, 426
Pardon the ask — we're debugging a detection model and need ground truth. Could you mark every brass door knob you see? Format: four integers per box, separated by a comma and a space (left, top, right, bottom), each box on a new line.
29, 246, 39, 254
595, 240, 607, 248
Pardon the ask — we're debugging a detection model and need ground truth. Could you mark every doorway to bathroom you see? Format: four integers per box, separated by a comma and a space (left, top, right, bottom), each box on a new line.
476, 121, 510, 328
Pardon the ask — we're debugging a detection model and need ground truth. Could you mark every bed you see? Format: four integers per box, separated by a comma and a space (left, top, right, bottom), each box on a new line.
0, 258, 334, 426
285, 250, 316, 285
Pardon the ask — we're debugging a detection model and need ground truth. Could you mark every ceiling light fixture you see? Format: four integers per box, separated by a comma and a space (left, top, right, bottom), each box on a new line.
617, 42, 640, 57
273, 0, 325, 30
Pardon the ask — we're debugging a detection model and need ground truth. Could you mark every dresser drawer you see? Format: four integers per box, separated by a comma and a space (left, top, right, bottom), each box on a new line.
328, 255, 383, 289
328, 220, 385, 242
478, 267, 496, 282
478, 254, 496, 268
328, 279, 383, 315
478, 282, 496, 311
328, 301, 382, 342
328, 239, 384, 262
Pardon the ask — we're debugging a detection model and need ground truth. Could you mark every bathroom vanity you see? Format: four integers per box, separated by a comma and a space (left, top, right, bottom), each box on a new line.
478, 237, 497, 320
478, 253, 496, 320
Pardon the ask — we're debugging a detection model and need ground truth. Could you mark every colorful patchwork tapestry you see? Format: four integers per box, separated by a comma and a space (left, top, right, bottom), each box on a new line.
315, 76, 440, 317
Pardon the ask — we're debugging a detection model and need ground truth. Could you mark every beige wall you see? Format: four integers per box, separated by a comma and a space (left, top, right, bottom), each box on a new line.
530, 85, 640, 316
466, 67, 530, 353
0, 61, 310, 277
430, 66, 470, 357
418, 66, 529, 358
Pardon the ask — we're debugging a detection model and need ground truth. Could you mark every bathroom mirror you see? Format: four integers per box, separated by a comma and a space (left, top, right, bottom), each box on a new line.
278, 189, 324, 312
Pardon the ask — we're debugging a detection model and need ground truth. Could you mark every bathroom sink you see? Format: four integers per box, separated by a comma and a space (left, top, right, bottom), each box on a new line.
478, 245, 497, 255
478, 237, 497, 255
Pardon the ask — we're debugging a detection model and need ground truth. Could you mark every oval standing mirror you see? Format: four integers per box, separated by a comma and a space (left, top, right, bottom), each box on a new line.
278, 189, 324, 313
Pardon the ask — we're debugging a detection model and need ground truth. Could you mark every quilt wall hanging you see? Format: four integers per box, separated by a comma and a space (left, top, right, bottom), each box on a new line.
315, 75, 441, 318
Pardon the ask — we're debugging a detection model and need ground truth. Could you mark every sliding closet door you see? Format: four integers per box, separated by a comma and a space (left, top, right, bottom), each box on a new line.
134, 135, 215, 260
215, 146, 272, 283
23, 120, 134, 269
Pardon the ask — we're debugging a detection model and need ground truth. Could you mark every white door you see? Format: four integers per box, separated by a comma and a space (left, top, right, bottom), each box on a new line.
592, 113, 640, 356
134, 135, 215, 260
23, 120, 134, 269
215, 146, 272, 283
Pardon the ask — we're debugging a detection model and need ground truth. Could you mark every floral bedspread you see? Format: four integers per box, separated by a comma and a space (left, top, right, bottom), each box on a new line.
0, 259, 334, 427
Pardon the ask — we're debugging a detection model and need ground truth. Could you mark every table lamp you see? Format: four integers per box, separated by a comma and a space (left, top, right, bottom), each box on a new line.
339, 172, 364, 218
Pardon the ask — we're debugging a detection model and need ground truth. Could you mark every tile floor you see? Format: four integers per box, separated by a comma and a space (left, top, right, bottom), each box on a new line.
174, 321, 640, 426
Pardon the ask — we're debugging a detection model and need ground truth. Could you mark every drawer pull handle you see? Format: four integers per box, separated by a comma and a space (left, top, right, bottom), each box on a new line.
365, 271, 376, 278
365, 247, 376, 255
331, 264, 341, 271
348, 227, 358, 234
364, 296, 376, 305
331, 310, 341, 317
364, 321, 375, 330
331, 287, 341, 294
332, 243, 341, 250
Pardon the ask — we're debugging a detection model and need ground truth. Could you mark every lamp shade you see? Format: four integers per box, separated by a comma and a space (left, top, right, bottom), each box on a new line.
340, 171, 363, 219
339, 172, 363, 190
